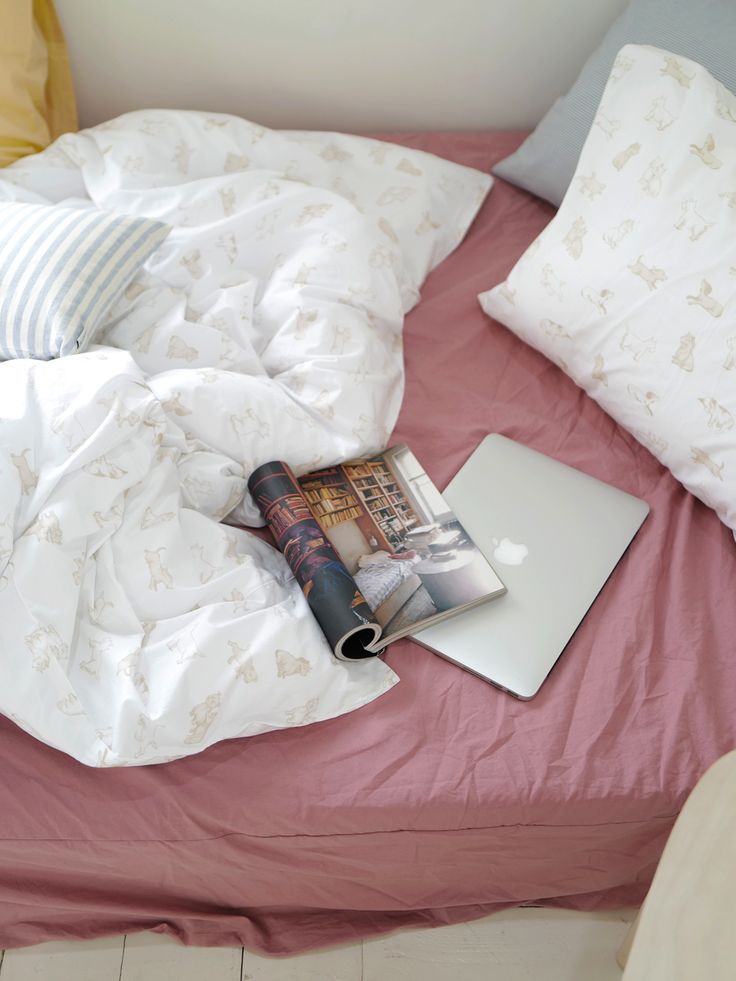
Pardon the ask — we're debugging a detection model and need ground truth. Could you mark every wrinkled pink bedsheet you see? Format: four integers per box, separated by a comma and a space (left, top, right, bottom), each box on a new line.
2, 133, 735, 955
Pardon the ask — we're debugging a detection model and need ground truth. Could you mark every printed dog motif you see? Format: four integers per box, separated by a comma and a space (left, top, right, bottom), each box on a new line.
689, 134, 722, 169
687, 279, 724, 318
644, 96, 675, 131
540, 263, 565, 300
331, 175, 358, 203
72, 555, 85, 586
691, 446, 724, 481
172, 140, 193, 175
116, 648, 149, 695
141, 506, 175, 530
224, 152, 250, 173
639, 157, 665, 197
216, 232, 238, 264
397, 157, 422, 176
24, 624, 68, 672
179, 249, 204, 278
167, 635, 205, 665
576, 173, 606, 200
591, 354, 608, 387
297, 203, 332, 226
672, 333, 695, 372
81, 636, 112, 679
581, 287, 614, 315
320, 143, 353, 162
628, 256, 667, 291
674, 200, 714, 241
293, 262, 316, 287
540, 319, 570, 340
376, 217, 399, 245
635, 430, 668, 456
498, 282, 516, 305
716, 96, 736, 124
311, 389, 335, 420
144, 548, 174, 591
612, 142, 640, 171
27, 510, 63, 545
216, 482, 246, 522
620, 327, 656, 362
331, 324, 352, 354
370, 245, 398, 270
376, 186, 414, 206
93, 504, 123, 528
699, 397, 734, 431
285, 696, 319, 726
84, 456, 128, 479
294, 307, 319, 338
184, 693, 221, 745
230, 408, 270, 440
367, 143, 388, 164
134, 714, 165, 758
602, 218, 634, 249
594, 111, 620, 140
190, 544, 222, 584
724, 337, 736, 371
219, 186, 236, 216
224, 589, 249, 615
57, 693, 84, 717
11, 449, 38, 495
660, 55, 694, 88
166, 335, 199, 362
97, 395, 141, 428
161, 393, 192, 417
227, 640, 258, 683
628, 384, 659, 416
415, 212, 440, 236
256, 207, 281, 239
610, 52, 634, 81
89, 592, 113, 625
275, 649, 312, 678
134, 323, 158, 353
563, 217, 587, 259
720, 191, 736, 209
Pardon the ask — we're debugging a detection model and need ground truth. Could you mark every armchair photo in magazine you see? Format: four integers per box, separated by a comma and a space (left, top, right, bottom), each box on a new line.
247, 446, 505, 660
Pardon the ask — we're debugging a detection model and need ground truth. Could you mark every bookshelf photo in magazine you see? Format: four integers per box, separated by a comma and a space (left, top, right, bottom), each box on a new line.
248, 445, 505, 660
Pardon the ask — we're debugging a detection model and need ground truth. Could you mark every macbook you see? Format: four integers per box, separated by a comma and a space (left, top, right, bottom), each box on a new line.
412, 434, 649, 698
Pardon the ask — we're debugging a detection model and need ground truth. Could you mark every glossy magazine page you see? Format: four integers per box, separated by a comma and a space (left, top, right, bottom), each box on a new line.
248, 461, 381, 660
249, 447, 505, 659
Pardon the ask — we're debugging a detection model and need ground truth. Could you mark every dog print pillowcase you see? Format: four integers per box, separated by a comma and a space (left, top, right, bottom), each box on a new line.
480, 45, 736, 533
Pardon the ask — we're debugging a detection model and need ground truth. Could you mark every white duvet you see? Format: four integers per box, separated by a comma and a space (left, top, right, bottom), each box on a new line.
0, 111, 490, 766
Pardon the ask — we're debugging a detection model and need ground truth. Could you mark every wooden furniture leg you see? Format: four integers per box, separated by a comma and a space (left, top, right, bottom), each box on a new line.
619, 749, 736, 980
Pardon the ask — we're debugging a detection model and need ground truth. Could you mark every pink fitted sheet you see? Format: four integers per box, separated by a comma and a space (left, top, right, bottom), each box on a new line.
2, 132, 735, 955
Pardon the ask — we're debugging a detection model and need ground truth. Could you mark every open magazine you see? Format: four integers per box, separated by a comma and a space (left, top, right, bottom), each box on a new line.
247, 445, 505, 660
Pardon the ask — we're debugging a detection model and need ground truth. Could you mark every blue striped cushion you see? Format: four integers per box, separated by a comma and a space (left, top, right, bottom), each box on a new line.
493, 0, 736, 206
0, 203, 170, 360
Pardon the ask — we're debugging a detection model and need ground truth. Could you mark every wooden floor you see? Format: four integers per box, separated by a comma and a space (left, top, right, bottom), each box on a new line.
0, 907, 637, 980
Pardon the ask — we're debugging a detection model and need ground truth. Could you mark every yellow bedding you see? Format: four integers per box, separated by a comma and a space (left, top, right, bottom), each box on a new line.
0, 0, 77, 166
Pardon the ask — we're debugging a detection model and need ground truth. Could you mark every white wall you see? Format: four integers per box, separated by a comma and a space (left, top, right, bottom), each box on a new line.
56, 0, 627, 131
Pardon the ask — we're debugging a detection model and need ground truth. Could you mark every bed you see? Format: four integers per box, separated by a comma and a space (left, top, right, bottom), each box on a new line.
1, 130, 735, 955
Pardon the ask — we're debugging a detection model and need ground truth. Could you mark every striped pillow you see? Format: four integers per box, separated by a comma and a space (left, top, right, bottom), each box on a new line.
0, 202, 170, 359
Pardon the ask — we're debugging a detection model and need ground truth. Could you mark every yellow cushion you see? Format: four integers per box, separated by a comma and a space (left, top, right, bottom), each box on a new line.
0, 0, 77, 167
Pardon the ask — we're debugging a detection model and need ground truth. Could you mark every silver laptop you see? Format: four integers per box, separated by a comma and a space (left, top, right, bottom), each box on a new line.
412, 434, 649, 699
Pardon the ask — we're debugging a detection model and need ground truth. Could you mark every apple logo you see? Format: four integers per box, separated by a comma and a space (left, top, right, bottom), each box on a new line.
491, 536, 529, 566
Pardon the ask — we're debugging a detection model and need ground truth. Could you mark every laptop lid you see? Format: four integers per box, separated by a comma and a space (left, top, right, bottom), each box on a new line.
412, 434, 649, 699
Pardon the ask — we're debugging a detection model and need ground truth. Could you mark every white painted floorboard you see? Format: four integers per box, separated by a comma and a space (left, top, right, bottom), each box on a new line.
1, 935, 124, 981
122, 932, 242, 981
0, 907, 637, 980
